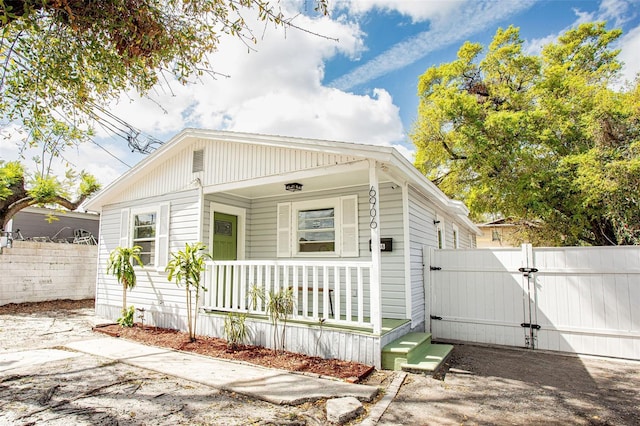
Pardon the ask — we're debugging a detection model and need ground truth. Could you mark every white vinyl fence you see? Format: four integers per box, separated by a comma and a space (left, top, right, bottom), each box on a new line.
427, 245, 640, 360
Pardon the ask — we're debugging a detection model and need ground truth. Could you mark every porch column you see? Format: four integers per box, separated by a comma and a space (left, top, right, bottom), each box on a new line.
369, 159, 382, 335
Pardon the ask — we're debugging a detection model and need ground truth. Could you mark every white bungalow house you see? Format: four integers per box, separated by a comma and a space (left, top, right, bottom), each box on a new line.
85, 129, 480, 368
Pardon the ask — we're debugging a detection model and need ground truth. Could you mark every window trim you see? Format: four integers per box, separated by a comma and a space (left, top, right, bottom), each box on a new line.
292, 198, 341, 258
277, 195, 359, 258
124, 203, 169, 270
130, 206, 160, 267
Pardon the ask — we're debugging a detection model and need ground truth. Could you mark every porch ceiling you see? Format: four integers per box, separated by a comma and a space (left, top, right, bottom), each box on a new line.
219, 168, 373, 199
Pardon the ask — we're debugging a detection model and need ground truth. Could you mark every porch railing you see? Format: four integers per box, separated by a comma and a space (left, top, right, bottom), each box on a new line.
203, 260, 375, 329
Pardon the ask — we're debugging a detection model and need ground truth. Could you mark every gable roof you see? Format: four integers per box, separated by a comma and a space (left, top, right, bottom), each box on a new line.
85, 129, 480, 234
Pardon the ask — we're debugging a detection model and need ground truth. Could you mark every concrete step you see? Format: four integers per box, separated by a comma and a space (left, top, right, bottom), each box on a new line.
400, 343, 453, 374
381, 332, 432, 371
381, 332, 453, 374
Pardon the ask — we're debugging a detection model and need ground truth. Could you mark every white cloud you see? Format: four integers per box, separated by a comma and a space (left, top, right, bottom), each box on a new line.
329, 0, 537, 91
334, 0, 463, 23
619, 24, 640, 84
101, 5, 405, 155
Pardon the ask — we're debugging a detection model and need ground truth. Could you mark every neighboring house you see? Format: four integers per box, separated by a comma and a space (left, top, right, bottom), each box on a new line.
476, 218, 518, 248
85, 129, 480, 367
6, 206, 99, 243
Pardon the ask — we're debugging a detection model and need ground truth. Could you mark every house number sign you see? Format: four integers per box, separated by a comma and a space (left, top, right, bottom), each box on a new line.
369, 186, 378, 229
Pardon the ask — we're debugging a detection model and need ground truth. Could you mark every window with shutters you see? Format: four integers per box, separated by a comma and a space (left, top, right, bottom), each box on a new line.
277, 195, 358, 258
132, 211, 157, 265
297, 208, 335, 253
121, 204, 170, 268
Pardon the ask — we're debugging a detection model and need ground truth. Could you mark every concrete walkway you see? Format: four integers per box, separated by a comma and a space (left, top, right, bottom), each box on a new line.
65, 337, 378, 406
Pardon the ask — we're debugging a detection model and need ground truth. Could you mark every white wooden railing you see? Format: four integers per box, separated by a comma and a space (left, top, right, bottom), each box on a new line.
203, 260, 376, 330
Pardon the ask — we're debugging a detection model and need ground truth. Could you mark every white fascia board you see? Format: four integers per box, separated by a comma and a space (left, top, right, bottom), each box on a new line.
387, 149, 478, 230
181, 128, 397, 160
458, 214, 483, 235
84, 129, 193, 211
388, 149, 457, 210
85, 129, 396, 211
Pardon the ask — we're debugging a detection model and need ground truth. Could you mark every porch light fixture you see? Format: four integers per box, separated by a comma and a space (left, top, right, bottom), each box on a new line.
433, 220, 441, 225
285, 182, 303, 192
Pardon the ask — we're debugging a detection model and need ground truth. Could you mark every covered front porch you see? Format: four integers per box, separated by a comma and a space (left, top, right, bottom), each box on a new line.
202, 259, 398, 333
198, 258, 411, 367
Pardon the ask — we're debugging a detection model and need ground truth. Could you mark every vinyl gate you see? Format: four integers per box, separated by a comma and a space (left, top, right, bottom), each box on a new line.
426, 245, 640, 360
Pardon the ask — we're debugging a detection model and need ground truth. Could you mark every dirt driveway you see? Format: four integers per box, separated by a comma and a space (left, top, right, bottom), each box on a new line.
1, 301, 639, 425
0, 301, 324, 425
380, 344, 640, 425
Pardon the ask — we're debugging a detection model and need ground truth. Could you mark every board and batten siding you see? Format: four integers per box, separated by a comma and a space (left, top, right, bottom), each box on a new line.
109, 138, 360, 205
95, 189, 201, 325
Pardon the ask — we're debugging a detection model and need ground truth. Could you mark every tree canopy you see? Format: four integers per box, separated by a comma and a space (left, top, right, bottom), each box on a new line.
0, 160, 100, 229
412, 22, 640, 246
0, 0, 327, 228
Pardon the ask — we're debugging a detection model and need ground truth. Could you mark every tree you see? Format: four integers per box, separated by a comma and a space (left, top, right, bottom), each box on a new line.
1, 1, 329, 154
1, 1, 328, 225
106, 245, 143, 323
0, 160, 100, 229
166, 242, 211, 341
412, 22, 640, 246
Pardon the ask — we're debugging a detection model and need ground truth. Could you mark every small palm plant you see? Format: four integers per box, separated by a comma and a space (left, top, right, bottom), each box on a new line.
165, 242, 211, 342
250, 285, 294, 353
106, 246, 143, 326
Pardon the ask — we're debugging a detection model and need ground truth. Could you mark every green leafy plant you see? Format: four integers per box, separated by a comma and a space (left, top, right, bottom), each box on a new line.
165, 242, 211, 342
106, 246, 143, 320
248, 284, 295, 352
117, 305, 136, 327
223, 312, 248, 351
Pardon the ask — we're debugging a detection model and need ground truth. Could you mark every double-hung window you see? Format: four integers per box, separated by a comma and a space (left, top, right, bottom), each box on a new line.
119, 204, 170, 269
297, 207, 335, 253
277, 195, 358, 258
133, 212, 157, 265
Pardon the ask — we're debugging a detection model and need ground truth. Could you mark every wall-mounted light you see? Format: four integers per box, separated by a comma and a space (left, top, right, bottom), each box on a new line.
285, 182, 303, 192
433, 220, 441, 225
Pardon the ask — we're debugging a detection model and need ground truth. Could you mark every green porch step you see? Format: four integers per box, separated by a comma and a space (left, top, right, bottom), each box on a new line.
381, 332, 453, 374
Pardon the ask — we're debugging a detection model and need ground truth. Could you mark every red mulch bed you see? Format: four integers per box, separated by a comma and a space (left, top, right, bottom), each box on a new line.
94, 323, 374, 382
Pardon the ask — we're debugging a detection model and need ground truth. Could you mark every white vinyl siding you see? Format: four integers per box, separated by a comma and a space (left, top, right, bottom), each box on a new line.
452, 223, 459, 249
408, 186, 438, 328
377, 184, 406, 319
276, 195, 359, 258
109, 138, 359, 204
96, 189, 200, 324
277, 203, 292, 257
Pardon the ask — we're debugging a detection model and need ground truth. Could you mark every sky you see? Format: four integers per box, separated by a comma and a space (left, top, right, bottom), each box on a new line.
2, 0, 640, 188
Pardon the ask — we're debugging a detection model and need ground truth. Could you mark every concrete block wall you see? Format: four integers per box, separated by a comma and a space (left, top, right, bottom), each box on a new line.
0, 241, 97, 305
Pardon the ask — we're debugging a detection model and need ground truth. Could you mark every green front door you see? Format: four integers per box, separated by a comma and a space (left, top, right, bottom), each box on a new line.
212, 212, 237, 260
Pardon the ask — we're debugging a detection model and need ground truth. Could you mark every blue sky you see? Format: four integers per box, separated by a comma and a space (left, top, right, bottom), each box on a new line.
2, 0, 640, 186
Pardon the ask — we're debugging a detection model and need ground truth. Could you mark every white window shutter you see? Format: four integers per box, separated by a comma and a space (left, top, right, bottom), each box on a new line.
276, 202, 291, 257
119, 208, 130, 248
156, 203, 170, 269
340, 195, 359, 257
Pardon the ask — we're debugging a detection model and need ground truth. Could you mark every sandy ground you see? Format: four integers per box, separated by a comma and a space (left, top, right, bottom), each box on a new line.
0, 303, 325, 425
379, 343, 640, 425
1, 301, 639, 425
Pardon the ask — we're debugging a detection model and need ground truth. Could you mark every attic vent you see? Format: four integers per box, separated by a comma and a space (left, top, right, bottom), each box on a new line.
192, 149, 204, 173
